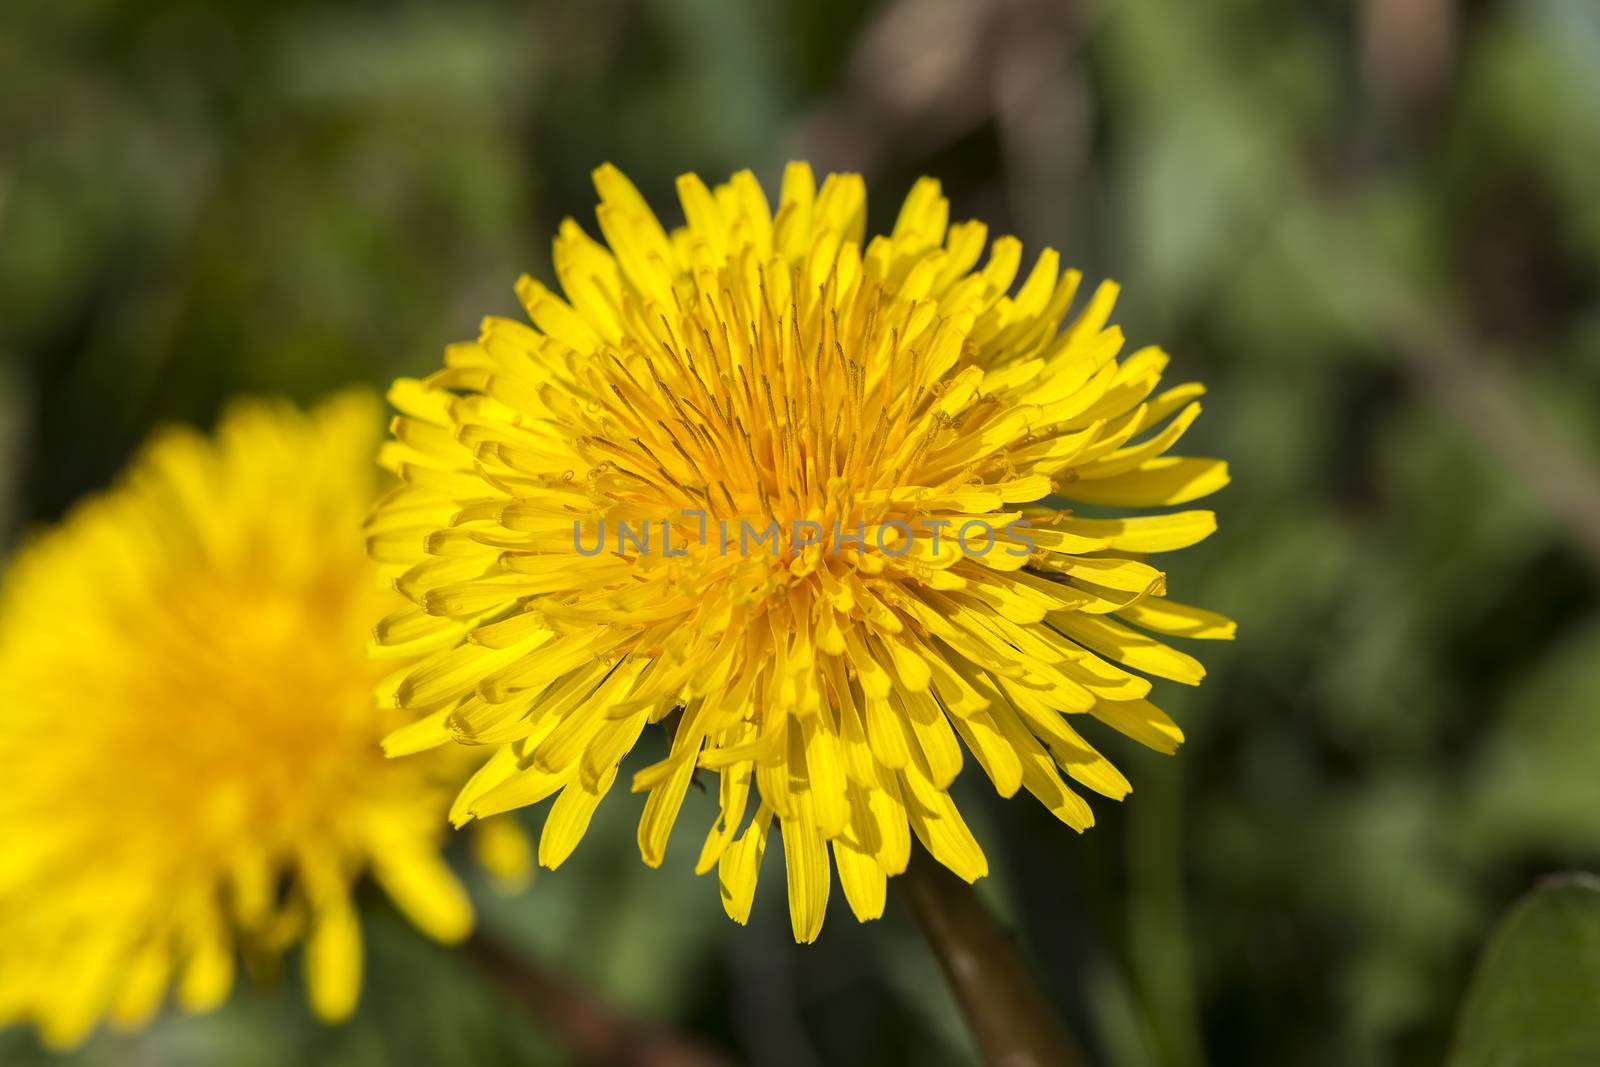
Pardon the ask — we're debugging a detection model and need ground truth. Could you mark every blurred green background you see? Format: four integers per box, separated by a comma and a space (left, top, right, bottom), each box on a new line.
3, 0, 1600, 1064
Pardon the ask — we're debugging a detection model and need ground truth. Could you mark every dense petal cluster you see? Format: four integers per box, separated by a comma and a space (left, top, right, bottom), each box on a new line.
371, 164, 1233, 941
0, 395, 525, 1048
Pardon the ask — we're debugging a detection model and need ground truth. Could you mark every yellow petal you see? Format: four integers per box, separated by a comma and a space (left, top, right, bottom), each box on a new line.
178, 926, 233, 1015
718, 805, 774, 925
539, 770, 616, 869
373, 851, 474, 945
1089, 698, 1185, 754
1118, 598, 1237, 640
109, 941, 172, 1031
899, 763, 987, 883
471, 817, 535, 893
949, 708, 1024, 798
780, 808, 831, 944
306, 897, 362, 1023
833, 837, 887, 922
1053, 612, 1207, 686
1059, 457, 1229, 507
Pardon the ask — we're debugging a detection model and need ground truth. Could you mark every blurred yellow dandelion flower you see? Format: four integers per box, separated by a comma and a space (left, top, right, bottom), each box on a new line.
371, 163, 1233, 942
0, 394, 527, 1049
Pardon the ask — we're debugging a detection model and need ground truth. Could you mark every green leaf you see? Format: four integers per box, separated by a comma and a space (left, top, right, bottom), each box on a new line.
1451, 874, 1600, 1067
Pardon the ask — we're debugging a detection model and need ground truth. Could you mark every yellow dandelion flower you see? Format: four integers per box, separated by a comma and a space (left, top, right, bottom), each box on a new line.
0, 394, 528, 1049
371, 163, 1233, 943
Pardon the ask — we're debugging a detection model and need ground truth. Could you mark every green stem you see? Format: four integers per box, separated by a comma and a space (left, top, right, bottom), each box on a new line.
897, 847, 1089, 1067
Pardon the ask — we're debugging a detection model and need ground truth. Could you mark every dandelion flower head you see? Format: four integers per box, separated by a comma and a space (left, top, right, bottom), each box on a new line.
0, 394, 524, 1047
371, 164, 1233, 942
